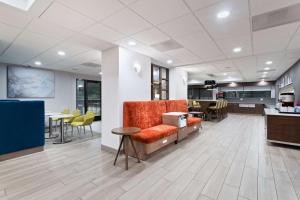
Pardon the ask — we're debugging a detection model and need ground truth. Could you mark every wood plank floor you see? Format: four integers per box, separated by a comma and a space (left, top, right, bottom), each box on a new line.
1, 114, 300, 200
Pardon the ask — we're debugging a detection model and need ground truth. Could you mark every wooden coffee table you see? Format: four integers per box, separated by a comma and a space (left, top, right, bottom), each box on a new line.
111, 127, 141, 170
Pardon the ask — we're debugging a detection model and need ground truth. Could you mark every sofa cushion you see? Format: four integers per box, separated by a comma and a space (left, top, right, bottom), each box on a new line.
123, 101, 167, 129
165, 100, 188, 113
187, 117, 202, 126
132, 124, 177, 144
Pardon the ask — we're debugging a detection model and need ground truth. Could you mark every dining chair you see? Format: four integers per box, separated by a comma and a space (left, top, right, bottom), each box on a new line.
53, 108, 70, 131
71, 111, 95, 136
64, 109, 81, 135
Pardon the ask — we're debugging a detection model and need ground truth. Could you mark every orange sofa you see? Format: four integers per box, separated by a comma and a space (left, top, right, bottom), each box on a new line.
123, 100, 202, 160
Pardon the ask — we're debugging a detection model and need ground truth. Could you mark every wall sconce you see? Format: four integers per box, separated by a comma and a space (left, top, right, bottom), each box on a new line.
133, 63, 141, 74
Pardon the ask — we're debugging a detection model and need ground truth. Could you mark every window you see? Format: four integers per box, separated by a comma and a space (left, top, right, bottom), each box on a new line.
188, 87, 213, 99
151, 64, 169, 100
76, 79, 101, 121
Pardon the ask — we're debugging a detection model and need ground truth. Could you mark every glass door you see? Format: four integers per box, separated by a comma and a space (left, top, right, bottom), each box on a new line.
76, 79, 101, 121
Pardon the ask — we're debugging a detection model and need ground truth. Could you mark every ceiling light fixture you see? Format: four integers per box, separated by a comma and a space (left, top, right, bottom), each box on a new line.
34, 61, 42, 66
265, 61, 273, 65
263, 71, 268, 74
0, 0, 36, 11
264, 67, 270, 70
166, 59, 173, 64
128, 41, 136, 46
223, 73, 227, 76
233, 47, 242, 53
217, 10, 230, 19
99, 72, 103, 75
57, 51, 66, 56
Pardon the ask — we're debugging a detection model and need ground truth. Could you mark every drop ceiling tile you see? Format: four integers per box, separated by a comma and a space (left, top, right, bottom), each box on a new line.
68, 33, 114, 50
83, 23, 125, 42
26, 0, 54, 17
175, 31, 225, 61
250, 0, 300, 16
288, 36, 300, 50
184, 0, 223, 11
166, 48, 202, 65
253, 22, 300, 54
57, 0, 123, 21
40, 2, 95, 32
102, 8, 152, 35
216, 35, 252, 58
130, 0, 190, 25
0, 23, 21, 54
119, 0, 138, 5
195, 0, 250, 39
0, 31, 60, 64
0, 3, 32, 28
26, 19, 75, 41
158, 14, 204, 38
256, 52, 285, 70
0, 23, 21, 41
131, 28, 170, 45
212, 60, 237, 71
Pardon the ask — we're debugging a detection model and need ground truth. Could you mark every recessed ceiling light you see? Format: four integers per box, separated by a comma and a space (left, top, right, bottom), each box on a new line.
0, 0, 36, 11
99, 72, 103, 75
223, 73, 227, 76
167, 59, 173, 64
264, 67, 270, 70
128, 41, 136, 46
57, 51, 66, 56
217, 10, 230, 19
233, 47, 242, 53
34, 61, 42, 66
263, 71, 268, 74
265, 61, 273, 65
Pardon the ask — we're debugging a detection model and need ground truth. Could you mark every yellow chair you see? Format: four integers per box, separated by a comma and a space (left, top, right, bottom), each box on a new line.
71, 111, 95, 136
192, 101, 201, 111
53, 108, 70, 131
64, 109, 81, 134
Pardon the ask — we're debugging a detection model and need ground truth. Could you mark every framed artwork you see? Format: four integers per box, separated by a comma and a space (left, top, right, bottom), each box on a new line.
7, 66, 55, 98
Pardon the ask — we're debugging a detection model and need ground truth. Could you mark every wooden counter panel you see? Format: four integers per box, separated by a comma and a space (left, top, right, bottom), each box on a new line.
267, 115, 300, 144
227, 103, 264, 115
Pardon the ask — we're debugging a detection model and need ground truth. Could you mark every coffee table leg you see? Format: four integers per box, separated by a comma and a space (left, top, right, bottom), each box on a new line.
129, 137, 140, 163
114, 136, 124, 166
125, 136, 128, 170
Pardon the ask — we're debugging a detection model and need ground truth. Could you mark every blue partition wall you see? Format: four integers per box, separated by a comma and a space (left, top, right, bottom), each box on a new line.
0, 100, 45, 155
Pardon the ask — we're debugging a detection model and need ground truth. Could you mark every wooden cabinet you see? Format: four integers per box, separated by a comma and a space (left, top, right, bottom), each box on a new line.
227, 103, 264, 115
266, 115, 300, 145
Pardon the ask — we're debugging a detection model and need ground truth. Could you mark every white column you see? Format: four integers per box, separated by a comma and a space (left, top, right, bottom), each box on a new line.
169, 68, 188, 100
101, 47, 121, 150
101, 47, 151, 150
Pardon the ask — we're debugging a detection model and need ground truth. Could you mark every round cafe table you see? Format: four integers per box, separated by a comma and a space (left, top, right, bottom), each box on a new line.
111, 127, 141, 170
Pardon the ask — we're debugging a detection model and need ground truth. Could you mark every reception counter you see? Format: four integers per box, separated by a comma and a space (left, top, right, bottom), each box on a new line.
265, 108, 300, 146
192, 100, 265, 115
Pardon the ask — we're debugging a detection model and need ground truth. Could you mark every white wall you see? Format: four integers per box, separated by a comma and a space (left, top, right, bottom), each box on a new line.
169, 68, 188, 100
101, 47, 151, 150
0, 64, 100, 112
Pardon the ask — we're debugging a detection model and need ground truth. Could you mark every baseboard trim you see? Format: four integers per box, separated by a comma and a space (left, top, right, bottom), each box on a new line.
0, 146, 44, 162
101, 144, 119, 154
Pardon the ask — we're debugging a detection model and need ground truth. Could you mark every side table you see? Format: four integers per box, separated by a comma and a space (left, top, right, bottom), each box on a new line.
111, 127, 141, 170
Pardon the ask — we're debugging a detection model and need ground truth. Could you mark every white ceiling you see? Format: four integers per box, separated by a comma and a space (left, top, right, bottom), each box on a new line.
0, 0, 300, 80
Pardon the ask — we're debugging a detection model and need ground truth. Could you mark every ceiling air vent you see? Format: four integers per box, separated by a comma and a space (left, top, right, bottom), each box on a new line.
151, 39, 183, 52
80, 62, 101, 68
252, 3, 300, 31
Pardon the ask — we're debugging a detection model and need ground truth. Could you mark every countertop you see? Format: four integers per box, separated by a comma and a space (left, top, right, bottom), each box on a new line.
264, 108, 300, 117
